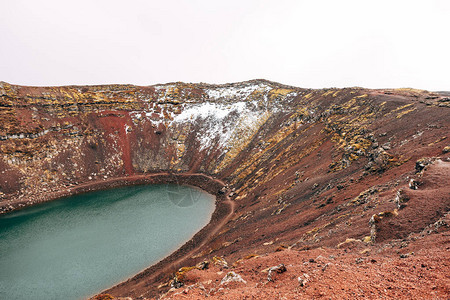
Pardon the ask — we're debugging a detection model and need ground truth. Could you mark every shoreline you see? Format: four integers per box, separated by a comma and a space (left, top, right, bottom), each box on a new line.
0, 173, 228, 215
0, 173, 234, 299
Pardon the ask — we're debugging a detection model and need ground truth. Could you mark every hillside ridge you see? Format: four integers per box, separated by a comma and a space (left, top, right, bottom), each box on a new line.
0, 81, 449, 299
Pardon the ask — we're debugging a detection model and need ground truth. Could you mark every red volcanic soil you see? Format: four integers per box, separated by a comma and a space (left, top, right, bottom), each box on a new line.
159, 231, 450, 300
104, 157, 450, 300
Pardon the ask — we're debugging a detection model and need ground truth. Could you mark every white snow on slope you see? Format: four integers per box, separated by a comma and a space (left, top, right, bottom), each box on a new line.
173, 102, 248, 122
173, 101, 263, 150
205, 83, 272, 101
130, 82, 298, 151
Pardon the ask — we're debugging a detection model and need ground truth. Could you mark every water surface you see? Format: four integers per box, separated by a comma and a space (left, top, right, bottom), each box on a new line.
0, 184, 215, 300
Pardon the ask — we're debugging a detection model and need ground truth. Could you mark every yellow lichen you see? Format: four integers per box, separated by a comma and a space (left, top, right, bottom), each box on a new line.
322, 90, 334, 97
362, 236, 372, 243
215, 111, 271, 173
390, 103, 414, 113
303, 92, 313, 99
269, 88, 295, 99
396, 107, 416, 118
336, 238, 358, 248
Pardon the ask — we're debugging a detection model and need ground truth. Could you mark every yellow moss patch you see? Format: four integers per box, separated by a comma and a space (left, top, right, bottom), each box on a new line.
249, 88, 266, 100
233, 254, 260, 266
342, 98, 357, 109
337, 238, 358, 248
215, 111, 271, 173
269, 88, 295, 99
322, 90, 334, 97
360, 248, 371, 254
212, 256, 229, 268
362, 236, 372, 243
396, 107, 416, 118
391, 103, 413, 113
393, 88, 429, 97
303, 92, 313, 99
428, 136, 447, 146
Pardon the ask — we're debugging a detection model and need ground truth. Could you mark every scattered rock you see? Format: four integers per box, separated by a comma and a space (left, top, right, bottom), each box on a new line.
369, 210, 399, 241
297, 273, 310, 287
408, 179, 420, 190
355, 257, 364, 264
212, 256, 229, 269
171, 277, 184, 289
220, 272, 246, 285
400, 252, 414, 258
395, 189, 410, 209
415, 157, 432, 173
275, 245, 288, 252
267, 264, 287, 282
196, 261, 209, 270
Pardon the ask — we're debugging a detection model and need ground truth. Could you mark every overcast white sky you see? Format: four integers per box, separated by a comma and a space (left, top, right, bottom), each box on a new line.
1, 0, 449, 90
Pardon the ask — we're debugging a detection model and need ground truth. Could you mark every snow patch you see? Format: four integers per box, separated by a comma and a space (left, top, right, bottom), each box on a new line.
205, 83, 272, 101
127, 82, 299, 151
173, 102, 249, 123
173, 102, 264, 150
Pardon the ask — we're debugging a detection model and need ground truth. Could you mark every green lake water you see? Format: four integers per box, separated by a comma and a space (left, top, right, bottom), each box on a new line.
0, 184, 215, 300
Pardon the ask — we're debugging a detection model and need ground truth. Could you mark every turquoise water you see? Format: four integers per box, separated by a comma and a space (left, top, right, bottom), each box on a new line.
0, 184, 215, 300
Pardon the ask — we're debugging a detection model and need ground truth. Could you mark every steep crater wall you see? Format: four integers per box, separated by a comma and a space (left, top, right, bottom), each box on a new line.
0, 80, 449, 298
